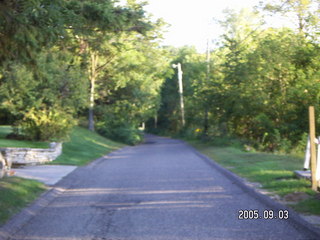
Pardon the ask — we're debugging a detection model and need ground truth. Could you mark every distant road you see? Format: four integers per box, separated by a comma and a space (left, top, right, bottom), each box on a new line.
4, 135, 320, 240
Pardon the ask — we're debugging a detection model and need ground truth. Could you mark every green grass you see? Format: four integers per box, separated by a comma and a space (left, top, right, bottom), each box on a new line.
0, 126, 124, 165
50, 126, 125, 166
0, 177, 46, 225
0, 125, 125, 166
0, 126, 49, 148
292, 199, 320, 215
188, 139, 320, 215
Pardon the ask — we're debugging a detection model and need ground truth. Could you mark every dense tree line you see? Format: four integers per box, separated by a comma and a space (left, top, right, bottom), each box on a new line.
2, 0, 320, 150
0, 0, 170, 144
154, 0, 320, 152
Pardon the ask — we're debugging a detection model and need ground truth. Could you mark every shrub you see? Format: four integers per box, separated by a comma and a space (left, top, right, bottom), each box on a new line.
174, 127, 198, 140
16, 106, 76, 142
96, 121, 143, 145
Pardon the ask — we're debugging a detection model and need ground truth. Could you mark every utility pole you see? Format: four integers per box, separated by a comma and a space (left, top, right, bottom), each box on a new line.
172, 63, 185, 127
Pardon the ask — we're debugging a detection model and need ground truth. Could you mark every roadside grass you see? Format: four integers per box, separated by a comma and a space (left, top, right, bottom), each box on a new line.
0, 125, 124, 166
0, 177, 46, 225
293, 199, 320, 214
0, 126, 49, 148
188, 139, 320, 215
49, 126, 125, 166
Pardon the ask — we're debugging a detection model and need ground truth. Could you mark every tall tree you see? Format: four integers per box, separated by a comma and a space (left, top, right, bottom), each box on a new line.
263, 0, 319, 36
92, 20, 170, 144
65, 0, 152, 131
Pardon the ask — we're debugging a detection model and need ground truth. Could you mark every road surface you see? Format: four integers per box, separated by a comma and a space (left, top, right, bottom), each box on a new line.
3, 135, 320, 239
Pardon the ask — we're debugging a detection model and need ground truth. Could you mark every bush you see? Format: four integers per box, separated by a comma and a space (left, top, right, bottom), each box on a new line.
16, 106, 76, 142
96, 121, 143, 145
174, 127, 198, 140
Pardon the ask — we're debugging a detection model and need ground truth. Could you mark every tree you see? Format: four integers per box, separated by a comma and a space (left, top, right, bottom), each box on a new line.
155, 5, 320, 153
0, 0, 67, 65
93, 21, 171, 144
262, 0, 319, 36
0, 48, 88, 141
63, 0, 153, 131
155, 46, 209, 134
0, 0, 157, 140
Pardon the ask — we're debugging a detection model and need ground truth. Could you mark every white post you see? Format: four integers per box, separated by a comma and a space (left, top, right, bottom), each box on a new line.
304, 136, 311, 170
317, 137, 320, 181
303, 135, 320, 183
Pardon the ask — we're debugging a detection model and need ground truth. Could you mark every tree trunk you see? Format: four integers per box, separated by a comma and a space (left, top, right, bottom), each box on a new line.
203, 39, 210, 138
154, 114, 158, 129
89, 52, 98, 132
203, 107, 209, 139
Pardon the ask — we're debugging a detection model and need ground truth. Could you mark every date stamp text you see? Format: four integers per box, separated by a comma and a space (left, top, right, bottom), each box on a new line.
238, 209, 289, 220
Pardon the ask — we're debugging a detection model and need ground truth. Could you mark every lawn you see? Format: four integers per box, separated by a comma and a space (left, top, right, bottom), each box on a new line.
51, 126, 124, 166
0, 126, 49, 148
0, 177, 46, 225
188, 140, 320, 215
0, 125, 124, 166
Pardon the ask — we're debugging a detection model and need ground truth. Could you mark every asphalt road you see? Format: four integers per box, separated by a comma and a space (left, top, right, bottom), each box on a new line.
3, 135, 320, 240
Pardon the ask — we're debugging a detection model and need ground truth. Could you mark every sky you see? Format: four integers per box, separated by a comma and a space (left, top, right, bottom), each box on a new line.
143, 0, 263, 52
117, 0, 290, 52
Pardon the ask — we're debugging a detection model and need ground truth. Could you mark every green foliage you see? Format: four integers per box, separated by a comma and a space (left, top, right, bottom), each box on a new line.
0, 0, 67, 64
156, 46, 204, 133
0, 50, 88, 114
0, 0, 162, 142
262, 0, 318, 36
97, 121, 143, 146
156, 7, 320, 154
174, 127, 201, 140
0, 61, 37, 118
291, 132, 309, 156
95, 103, 144, 145
17, 106, 76, 142
90, 25, 170, 142
0, 49, 88, 141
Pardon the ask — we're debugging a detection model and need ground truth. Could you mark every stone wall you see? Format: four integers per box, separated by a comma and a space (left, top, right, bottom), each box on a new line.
0, 142, 62, 166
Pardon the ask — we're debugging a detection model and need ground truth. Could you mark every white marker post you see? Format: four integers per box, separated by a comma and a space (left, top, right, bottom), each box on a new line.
317, 137, 320, 182
303, 135, 320, 185
304, 136, 311, 170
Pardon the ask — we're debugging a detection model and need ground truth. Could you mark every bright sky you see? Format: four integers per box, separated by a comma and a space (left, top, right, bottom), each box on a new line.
118, 0, 290, 52
143, 0, 263, 52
